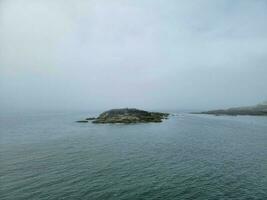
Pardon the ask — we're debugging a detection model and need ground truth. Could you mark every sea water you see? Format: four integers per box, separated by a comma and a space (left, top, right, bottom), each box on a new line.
1, 111, 267, 200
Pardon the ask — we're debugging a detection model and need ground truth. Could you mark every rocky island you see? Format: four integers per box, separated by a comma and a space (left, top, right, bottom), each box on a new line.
194, 102, 267, 116
77, 108, 169, 123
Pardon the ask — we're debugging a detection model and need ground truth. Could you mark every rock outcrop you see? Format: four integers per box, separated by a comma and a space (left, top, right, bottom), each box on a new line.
92, 108, 169, 123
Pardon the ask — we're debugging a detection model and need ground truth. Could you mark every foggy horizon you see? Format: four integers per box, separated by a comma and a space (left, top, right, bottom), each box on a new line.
1, 0, 267, 112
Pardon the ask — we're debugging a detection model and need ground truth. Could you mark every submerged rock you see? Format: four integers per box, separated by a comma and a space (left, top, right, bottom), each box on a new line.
76, 120, 89, 123
92, 108, 169, 124
76, 117, 96, 123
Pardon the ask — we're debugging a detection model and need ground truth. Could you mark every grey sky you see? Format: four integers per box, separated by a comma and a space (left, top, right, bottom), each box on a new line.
1, 0, 267, 111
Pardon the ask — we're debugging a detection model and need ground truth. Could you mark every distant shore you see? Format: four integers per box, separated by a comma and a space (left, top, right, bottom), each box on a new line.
193, 103, 267, 116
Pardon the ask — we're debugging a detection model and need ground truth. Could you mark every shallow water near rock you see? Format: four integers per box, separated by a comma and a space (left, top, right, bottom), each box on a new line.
1, 111, 267, 200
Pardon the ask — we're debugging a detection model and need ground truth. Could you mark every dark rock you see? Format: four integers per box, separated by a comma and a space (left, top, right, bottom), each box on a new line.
76, 120, 88, 123
92, 108, 169, 124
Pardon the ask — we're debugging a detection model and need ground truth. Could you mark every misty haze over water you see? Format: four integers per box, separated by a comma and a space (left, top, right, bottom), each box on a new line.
1, 0, 267, 112
1, 1, 267, 200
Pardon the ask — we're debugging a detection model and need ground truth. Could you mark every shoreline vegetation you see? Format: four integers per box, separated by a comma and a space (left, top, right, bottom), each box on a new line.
193, 102, 267, 116
77, 108, 169, 123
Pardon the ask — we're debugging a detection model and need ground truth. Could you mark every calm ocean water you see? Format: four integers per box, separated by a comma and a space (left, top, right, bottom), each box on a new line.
0, 111, 267, 200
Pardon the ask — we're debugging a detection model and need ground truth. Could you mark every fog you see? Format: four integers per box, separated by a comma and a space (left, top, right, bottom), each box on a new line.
1, 0, 267, 112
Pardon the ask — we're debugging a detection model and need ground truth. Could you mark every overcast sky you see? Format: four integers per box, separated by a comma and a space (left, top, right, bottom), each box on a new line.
1, 0, 267, 112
